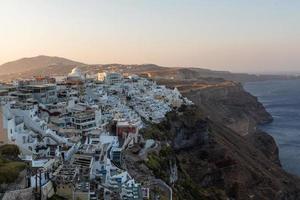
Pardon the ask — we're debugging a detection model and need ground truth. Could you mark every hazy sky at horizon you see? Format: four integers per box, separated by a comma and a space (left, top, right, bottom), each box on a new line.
1, 0, 300, 73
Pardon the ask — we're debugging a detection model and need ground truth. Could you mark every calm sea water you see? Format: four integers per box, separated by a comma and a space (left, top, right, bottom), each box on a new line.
244, 79, 300, 176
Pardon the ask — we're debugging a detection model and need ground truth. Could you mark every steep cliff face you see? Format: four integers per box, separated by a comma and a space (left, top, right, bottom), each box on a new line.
123, 76, 300, 199
181, 82, 273, 136
127, 106, 300, 200
179, 81, 282, 165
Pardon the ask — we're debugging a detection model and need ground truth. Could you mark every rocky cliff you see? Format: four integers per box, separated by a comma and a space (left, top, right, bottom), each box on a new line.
178, 81, 281, 165
179, 81, 273, 135
126, 105, 300, 200
124, 77, 300, 199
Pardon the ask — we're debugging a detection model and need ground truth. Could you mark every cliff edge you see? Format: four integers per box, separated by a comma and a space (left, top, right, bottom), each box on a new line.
126, 105, 300, 199
123, 77, 300, 199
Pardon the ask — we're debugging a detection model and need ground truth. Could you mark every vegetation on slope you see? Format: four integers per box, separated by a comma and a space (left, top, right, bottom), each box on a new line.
137, 104, 300, 200
0, 144, 26, 184
141, 106, 228, 199
145, 145, 173, 182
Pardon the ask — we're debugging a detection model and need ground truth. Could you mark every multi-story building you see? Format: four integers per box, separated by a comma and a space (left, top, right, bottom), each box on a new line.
19, 84, 57, 104
72, 110, 101, 132
110, 147, 122, 166
116, 121, 137, 138
53, 164, 79, 199
105, 72, 123, 85
14, 76, 56, 87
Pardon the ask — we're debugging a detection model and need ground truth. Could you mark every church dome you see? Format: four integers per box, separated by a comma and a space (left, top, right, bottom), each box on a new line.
68, 67, 82, 77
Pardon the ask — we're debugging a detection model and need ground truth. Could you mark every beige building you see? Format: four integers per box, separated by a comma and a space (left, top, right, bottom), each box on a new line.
0, 106, 8, 145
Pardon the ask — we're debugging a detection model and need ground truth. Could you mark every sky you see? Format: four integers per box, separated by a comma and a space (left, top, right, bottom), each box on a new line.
0, 0, 300, 73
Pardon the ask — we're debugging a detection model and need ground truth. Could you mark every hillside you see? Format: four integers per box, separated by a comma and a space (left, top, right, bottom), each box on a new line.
0, 55, 86, 76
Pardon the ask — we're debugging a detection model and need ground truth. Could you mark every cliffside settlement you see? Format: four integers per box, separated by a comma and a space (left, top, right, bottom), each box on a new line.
0, 68, 192, 200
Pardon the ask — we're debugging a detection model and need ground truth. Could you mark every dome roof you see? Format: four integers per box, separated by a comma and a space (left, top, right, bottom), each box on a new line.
68, 67, 82, 77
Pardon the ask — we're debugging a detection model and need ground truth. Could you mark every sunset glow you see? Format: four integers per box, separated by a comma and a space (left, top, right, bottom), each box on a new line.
1, 0, 300, 73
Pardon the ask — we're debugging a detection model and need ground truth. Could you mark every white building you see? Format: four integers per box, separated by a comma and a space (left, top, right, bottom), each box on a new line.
97, 72, 106, 82
105, 72, 123, 85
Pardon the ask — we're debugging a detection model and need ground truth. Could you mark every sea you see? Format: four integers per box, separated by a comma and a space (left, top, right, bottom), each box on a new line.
244, 79, 300, 176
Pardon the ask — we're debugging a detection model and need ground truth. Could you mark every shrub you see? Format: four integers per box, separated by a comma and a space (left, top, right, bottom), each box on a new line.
0, 161, 26, 183
0, 144, 20, 158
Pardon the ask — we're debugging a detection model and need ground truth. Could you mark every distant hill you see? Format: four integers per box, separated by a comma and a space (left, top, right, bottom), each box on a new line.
0, 55, 299, 83
0, 55, 86, 75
